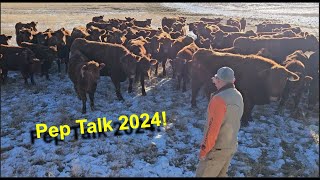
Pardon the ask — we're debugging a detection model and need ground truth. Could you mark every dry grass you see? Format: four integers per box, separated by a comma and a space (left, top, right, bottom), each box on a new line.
70, 163, 91, 177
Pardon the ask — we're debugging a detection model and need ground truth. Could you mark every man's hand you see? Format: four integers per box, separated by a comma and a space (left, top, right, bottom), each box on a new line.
199, 144, 206, 160
199, 155, 206, 161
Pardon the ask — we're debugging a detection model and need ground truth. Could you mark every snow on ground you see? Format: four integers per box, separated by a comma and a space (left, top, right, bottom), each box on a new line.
1, 63, 319, 177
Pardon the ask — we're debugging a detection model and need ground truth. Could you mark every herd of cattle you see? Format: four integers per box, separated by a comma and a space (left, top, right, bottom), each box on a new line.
0, 15, 319, 126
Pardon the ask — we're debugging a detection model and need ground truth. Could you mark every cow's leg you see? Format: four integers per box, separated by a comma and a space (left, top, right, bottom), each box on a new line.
79, 89, 87, 114
74, 85, 81, 100
191, 77, 204, 108
30, 72, 36, 85
43, 61, 50, 80
1, 69, 8, 84
21, 69, 29, 84
171, 60, 176, 79
65, 58, 69, 74
89, 92, 95, 111
112, 78, 124, 101
162, 59, 167, 77
182, 74, 187, 92
292, 90, 303, 118
204, 83, 214, 101
155, 62, 159, 76
308, 80, 319, 110
241, 97, 254, 127
40, 63, 45, 77
277, 84, 290, 115
172, 65, 176, 79
45, 69, 50, 80
23, 76, 28, 84
56, 59, 61, 73
134, 67, 140, 83
128, 77, 133, 93
177, 75, 181, 90
140, 73, 146, 96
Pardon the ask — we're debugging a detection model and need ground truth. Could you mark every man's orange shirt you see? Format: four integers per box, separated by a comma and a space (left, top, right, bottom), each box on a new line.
199, 96, 227, 159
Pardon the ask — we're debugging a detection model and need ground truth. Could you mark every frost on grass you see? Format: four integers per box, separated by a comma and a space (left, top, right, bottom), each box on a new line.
1, 60, 319, 177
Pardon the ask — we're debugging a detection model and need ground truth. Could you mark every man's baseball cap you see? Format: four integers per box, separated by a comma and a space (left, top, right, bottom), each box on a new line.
212, 66, 235, 83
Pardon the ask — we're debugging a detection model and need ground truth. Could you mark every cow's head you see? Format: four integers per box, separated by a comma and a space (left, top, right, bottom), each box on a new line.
146, 19, 152, 25
120, 52, 140, 78
34, 32, 48, 45
49, 28, 67, 46
197, 37, 211, 49
159, 37, 173, 54
21, 48, 39, 67
305, 34, 319, 52
245, 30, 257, 37
81, 61, 105, 89
187, 22, 196, 32
285, 50, 308, 64
92, 15, 104, 22
125, 28, 138, 40
178, 17, 187, 23
196, 21, 205, 30
111, 30, 127, 44
284, 60, 313, 93
173, 58, 186, 77
162, 26, 171, 33
292, 27, 302, 34
137, 56, 157, 79
0, 34, 12, 45
29, 21, 38, 32
172, 22, 184, 31
256, 24, 266, 32
88, 28, 106, 42
146, 36, 161, 55
137, 30, 151, 38
259, 65, 300, 101
212, 30, 225, 44
125, 17, 135, 22
46, 45, 59, 61
19, 29, 33, 43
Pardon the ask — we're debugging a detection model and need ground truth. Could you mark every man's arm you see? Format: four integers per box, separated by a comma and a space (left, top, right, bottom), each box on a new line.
199, 96, 227, 159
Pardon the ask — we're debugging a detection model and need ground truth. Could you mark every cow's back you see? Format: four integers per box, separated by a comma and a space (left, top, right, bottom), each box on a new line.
234, 37, 315, 63
0, 45, 33, 70
70, 38, 128, 77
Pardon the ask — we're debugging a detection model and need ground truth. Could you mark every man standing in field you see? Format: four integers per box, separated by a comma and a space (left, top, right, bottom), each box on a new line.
196, 66, 244, 177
